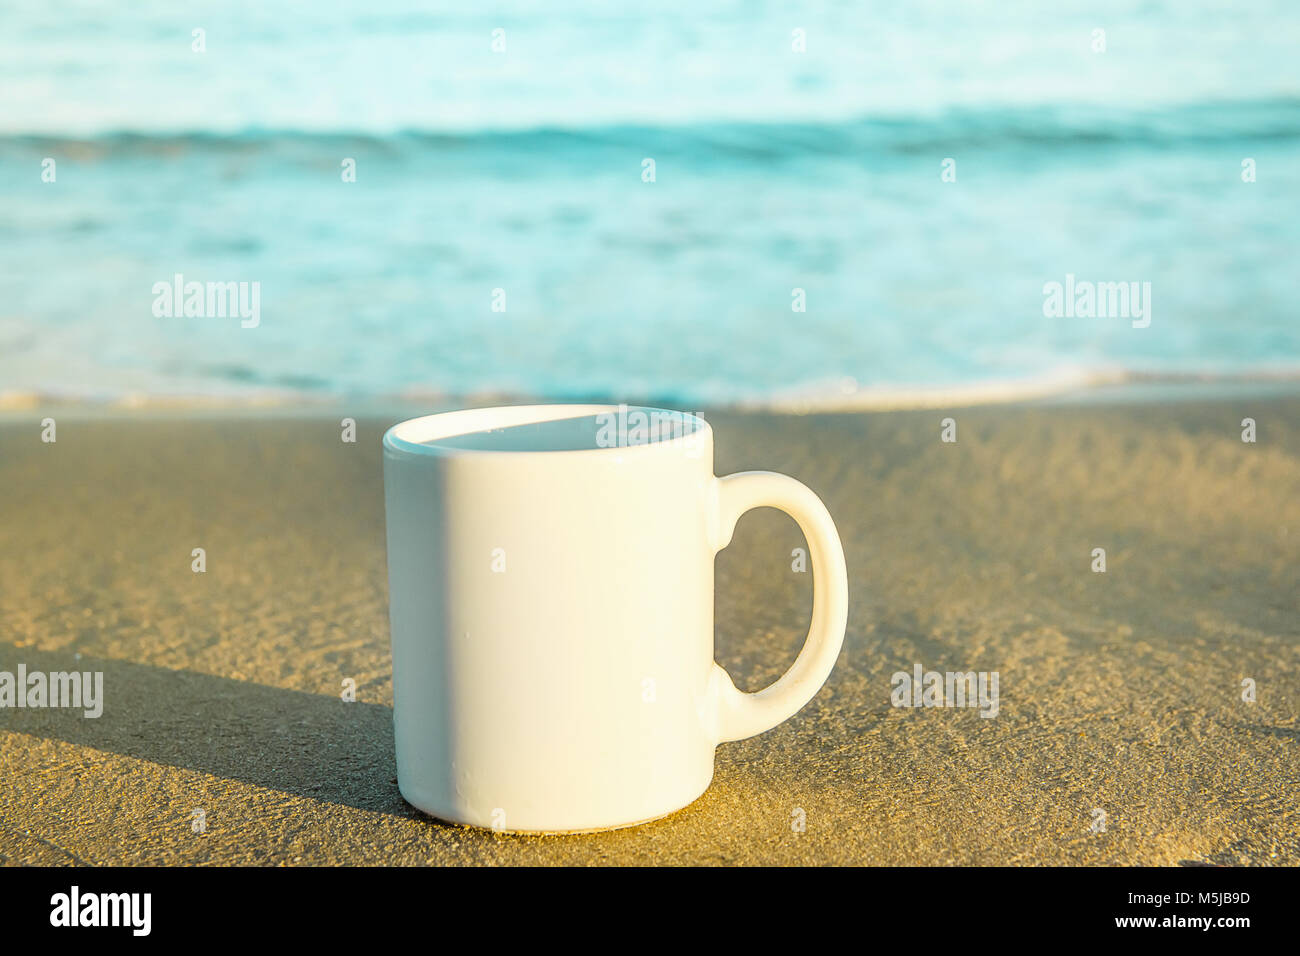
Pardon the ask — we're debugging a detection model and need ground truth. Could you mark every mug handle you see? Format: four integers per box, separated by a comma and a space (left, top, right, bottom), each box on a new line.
708, 471, 849, 743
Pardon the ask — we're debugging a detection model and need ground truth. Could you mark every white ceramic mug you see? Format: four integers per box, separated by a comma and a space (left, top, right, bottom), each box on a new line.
382, 404, 847, 832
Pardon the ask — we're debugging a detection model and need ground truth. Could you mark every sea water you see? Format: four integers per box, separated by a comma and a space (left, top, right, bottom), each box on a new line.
1, 0, 1297, 406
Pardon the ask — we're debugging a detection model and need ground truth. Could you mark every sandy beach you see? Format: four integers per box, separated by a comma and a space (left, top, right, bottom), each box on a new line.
1, 394, 1297, 866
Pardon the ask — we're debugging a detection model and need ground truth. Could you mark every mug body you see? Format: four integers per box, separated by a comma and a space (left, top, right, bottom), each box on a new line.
383, 405, 718, 832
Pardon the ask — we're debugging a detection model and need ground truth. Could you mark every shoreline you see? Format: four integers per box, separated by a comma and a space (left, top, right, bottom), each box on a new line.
4, 373, 1300, 420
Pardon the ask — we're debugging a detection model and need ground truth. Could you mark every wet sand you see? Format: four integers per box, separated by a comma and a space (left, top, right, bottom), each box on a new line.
1, 396, 1297, 865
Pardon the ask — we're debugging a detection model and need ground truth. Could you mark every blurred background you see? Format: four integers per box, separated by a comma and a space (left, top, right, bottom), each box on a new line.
1, 0, 1297, 407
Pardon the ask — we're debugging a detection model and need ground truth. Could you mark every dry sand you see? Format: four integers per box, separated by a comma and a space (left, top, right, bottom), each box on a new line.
1, 395, 1297, 865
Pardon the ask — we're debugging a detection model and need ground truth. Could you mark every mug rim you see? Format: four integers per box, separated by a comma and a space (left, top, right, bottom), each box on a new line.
383, 403, 711, 458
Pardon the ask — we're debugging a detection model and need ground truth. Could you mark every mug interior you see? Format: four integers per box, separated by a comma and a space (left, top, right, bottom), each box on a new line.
385, 404, 708, 455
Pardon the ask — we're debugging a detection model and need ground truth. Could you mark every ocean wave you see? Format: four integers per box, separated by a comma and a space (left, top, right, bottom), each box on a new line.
4, 99, 1298, 162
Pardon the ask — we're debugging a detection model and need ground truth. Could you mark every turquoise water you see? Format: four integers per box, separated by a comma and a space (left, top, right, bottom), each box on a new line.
1, 1, 1298, 405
